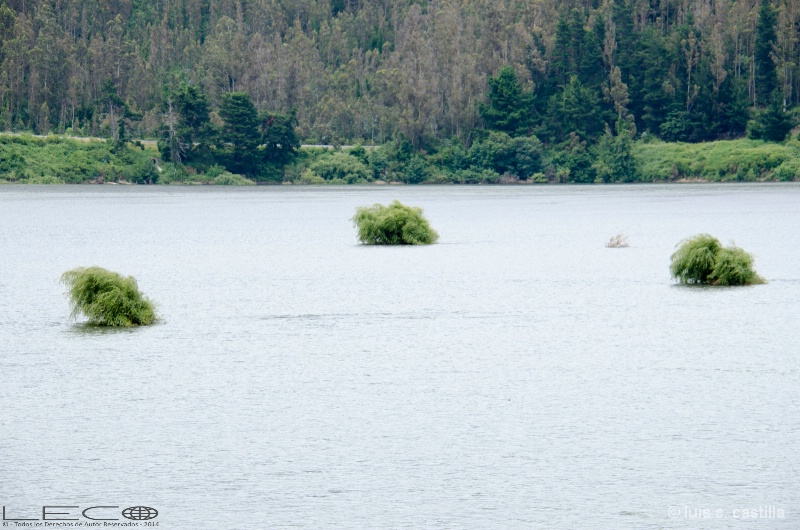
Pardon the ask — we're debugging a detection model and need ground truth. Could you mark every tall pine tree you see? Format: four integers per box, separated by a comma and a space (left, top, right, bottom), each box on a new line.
218, 92, 261, 176
479, 67, 534, 136
754, 0, 778, 106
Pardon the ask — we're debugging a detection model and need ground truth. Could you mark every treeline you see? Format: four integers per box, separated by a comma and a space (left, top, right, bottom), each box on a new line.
159, 85, 299, 178
0, 0, 798, 150
287, 135, 800, 183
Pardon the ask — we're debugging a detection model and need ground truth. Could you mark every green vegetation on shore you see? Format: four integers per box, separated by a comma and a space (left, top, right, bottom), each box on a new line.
0, 134, 159, 184
61, 267, 158, 326
635, 139, 800, 182
2, 0, 799, 188
670, 235, 765, 286
5, 133, 799, 185
353, 201, 439, 245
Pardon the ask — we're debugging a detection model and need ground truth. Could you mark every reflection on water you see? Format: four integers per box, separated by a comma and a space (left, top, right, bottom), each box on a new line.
1, 184, 799, 529
64, 322, 157, 335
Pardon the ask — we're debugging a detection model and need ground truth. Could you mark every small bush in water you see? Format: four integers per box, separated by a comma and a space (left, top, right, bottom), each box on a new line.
670, 234, 764, 285
670, 234, 721, 284
709, 246, 765, 286
606, 233, 629, 248
352, 200, 439, 245
61, 267, 158, 326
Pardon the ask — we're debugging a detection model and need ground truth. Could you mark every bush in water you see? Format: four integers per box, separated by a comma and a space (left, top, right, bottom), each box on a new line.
670, 234, 764, 285
352, 200, 439, 245
61, 267, 158, 326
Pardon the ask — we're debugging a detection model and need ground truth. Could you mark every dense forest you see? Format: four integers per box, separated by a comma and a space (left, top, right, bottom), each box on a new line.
0, 0, 799, 183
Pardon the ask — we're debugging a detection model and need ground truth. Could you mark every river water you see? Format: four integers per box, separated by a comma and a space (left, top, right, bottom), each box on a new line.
1, 184, 798, 529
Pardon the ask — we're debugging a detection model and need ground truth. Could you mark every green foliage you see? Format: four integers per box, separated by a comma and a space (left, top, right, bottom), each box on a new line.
212, 94, 300, 180
213, 172, 255, 185
352, 200, 439, 245
754, 1, 779, 105
773, 157, 800, 181
364, 140, 416, 182
468, 132, 545, 179
119, 154, 159, 184
205, 164, 226, 178
659, 111, 694, 143
634, 139, 794, 181
479, 67, 534, 136
545, 76, 605, 143
61, 267, 158, 326
552, 133, 595, 183
550, 9, 605, 89
10, 132, 800, 186
308, 151, 371, 183
218, 92, 261, 176
0, 0, 796, 149
366, 146, 395, 181
627, 28, 673, 135
155, 163, 193, 184
433, 168, 502, 183
427, 138, 469, 173
670, 235, 764, 285
670, 234, 722, 284
592, 121, 638, 182
298, 169, 326, 184
175, 84, 212, 136
397, 155, 430, 184
259, 109, 301, 167
27, 175, 65, 184
709, 247, 766, 286
747, 98, 795, 142
159, 83, 214, 165
349, 144, 368, 163
0, 135, 159, 184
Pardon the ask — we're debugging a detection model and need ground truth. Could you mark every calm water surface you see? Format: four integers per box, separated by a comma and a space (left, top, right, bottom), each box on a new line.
1, 184, 798, 529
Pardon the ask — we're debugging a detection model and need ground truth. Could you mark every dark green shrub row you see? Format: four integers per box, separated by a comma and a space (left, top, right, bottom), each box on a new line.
285, 136, 800, 185
4, 134, 800, 185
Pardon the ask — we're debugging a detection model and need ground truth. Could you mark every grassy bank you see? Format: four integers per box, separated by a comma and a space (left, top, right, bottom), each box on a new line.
634, 139, 800, 182
2, 133, 800, 184
0, 134, 159, 184
284, 137, 800, 184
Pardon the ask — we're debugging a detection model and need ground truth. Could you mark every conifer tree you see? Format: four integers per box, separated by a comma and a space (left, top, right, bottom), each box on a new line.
218, 91, 260, 176
479, 67, 533, 136
754, 0, 779, 106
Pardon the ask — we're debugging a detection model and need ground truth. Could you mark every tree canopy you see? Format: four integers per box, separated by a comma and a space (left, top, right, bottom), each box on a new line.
0, 0, 796, 151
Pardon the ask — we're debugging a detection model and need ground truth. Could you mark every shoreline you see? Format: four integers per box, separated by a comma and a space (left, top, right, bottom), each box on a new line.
1, 179, 795, 186
2, 132, 799, 185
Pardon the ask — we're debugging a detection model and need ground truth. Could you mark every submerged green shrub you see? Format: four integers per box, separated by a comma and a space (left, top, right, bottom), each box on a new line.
61, 267, 158, 326
670, 234, 764, 285
352, 200, 439, 245
709, 247, 766, 286
670, 234, 722, 284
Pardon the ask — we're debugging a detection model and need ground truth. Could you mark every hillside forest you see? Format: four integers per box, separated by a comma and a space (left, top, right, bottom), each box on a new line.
0, 0, 799, 183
